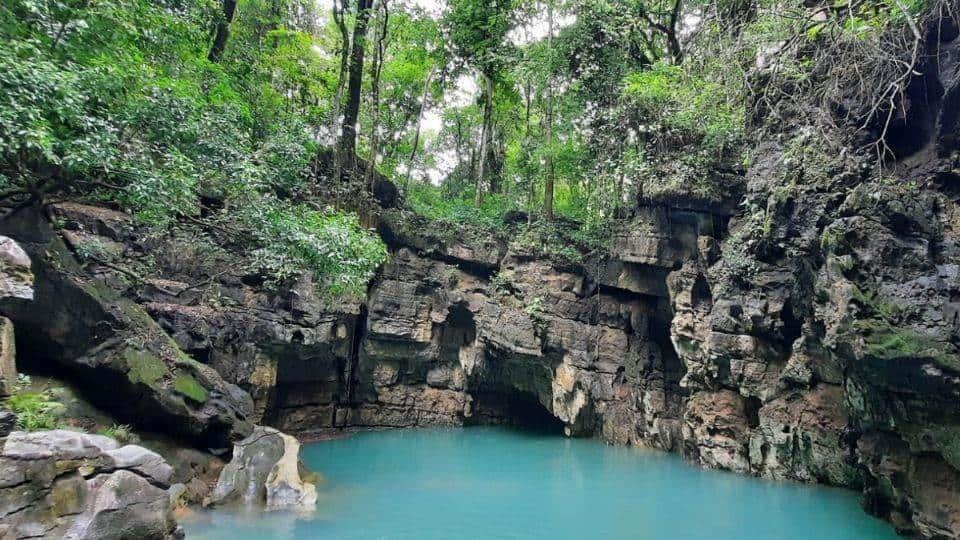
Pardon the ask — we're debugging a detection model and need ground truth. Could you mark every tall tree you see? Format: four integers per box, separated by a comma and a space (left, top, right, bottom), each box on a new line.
404, 65, 437, 190
542, 0, 556, 220
330, 0, 351, 181
364, 0, 390, 188
340, 0, 374, 178
448, 0, 514, 206
475, 70, 494, 205
208, 0, 237, 62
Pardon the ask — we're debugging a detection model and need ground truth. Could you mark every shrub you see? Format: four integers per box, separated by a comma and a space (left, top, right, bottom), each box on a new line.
99, 423, 138, 445
5, 390, 65, 431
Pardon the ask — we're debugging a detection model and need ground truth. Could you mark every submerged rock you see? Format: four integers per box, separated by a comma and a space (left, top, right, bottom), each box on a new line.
0, 430, 181, 539
209, 426, 317, 510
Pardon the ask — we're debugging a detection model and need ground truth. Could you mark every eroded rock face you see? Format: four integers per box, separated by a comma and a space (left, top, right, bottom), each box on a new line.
0, 430, 180, 539
9, 184, 959, 538
0, 208, 253, 449
659, 23, 960, 535
1, 132, 956, 538
209, 426, 316, 510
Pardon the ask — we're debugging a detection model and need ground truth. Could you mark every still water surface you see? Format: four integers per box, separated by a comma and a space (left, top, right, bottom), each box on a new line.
182, 426, 898, 539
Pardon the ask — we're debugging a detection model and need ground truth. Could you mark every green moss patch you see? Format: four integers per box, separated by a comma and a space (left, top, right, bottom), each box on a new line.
125, 349, 167, 386
173, 372, 208, 404
930, 426, 960, 471
856, 320, 959, 371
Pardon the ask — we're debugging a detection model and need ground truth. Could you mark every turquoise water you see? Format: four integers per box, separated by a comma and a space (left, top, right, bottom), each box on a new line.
182, 427, 898, 540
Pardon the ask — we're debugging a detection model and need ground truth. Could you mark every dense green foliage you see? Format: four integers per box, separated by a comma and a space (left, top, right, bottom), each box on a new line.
0, 0, 385, 296
0, 0, 929, 295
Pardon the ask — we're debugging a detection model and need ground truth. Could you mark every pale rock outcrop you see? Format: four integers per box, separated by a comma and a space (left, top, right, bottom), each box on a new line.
0, 318, 17, 398
0, 236, 33, 301
0, 235, 31, 397
0, 430, 180, 539
209, 426, 316, 510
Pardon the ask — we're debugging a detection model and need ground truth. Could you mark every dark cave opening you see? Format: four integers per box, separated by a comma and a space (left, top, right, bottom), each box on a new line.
467, 390, 566, 435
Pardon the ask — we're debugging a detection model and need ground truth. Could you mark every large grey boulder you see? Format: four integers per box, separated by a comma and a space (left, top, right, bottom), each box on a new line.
209, 426, 316, 510
0, 430, 181, 539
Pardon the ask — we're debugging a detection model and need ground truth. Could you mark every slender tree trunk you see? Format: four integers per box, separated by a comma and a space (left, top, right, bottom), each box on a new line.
523, 79, 534, 211
340, 0, 373, 180
543, 0, 555, 221
469, 140, 477, 181
330, 0, 351, 181
475, 71, 494, 207
364, 0, 389, 189
667, 0, 683, 63
208, 0, 237, 62
404, 66, 436, 191
454, 114, 465, 174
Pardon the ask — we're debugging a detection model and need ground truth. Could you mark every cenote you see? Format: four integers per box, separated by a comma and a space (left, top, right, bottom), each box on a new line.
182, 427, 897, 539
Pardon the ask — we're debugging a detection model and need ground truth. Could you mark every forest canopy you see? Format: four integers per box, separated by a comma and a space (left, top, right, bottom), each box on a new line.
0, 0, 931, 293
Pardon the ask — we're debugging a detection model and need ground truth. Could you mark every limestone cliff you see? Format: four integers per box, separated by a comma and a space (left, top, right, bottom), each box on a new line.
1, 18, 959, 540
5, 178, 953, 537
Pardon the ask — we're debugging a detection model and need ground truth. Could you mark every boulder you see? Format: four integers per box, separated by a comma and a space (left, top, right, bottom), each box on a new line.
0, 430, 181, 539
0, 235, 30, 397
0, 235, 33, 300
209, 426, 316, 510
0, 317, 16, 397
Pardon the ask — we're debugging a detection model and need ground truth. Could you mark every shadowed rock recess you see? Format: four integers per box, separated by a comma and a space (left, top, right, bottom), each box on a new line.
2, 25, 960, 540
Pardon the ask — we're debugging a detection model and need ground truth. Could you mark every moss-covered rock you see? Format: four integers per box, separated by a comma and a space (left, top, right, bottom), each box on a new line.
0, 207, 253, 449
125, 349, 166, 387
173, 372, 207, 404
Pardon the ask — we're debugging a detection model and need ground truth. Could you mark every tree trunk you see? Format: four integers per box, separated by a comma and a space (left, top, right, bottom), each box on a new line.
340, 0, 373, 180
404, 66, 436, 191
523, 79, 534, 211
364, 0, 389, 189
207, 0, 237, 62
330, 0, 351, 181
455, 114, 466, 177
475, 71, 494, 207
667, 0, 683, 63
543, 0, 555, 221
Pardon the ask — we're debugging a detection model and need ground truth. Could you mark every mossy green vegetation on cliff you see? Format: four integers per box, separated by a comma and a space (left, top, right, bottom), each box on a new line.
0, 0, 385, 296
0, 0, 931, 274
